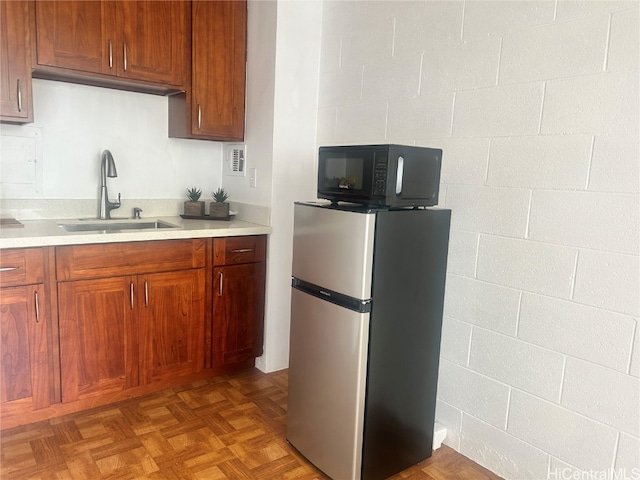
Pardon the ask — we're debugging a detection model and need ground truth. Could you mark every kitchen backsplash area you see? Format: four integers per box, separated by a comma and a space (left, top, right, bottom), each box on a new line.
0, 198, 270, 225
0, 79, 269, 225
0, 79, 223, 202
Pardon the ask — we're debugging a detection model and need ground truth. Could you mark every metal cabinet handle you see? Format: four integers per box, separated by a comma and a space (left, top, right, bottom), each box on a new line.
34, 291, 40, 323
231, 248, 253, 253
197, 104, 202, 130
130, 282, 134, 309
17, 79, 22, 112
218, 272, 223, 296
123, 42, 128, 71
0, 266, 20, 272
108, 39, 113, 69
144, 281, 149, 307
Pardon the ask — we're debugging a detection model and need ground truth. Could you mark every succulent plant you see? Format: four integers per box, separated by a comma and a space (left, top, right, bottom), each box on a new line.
212, 187, 229, 203
186, 187, 202, 202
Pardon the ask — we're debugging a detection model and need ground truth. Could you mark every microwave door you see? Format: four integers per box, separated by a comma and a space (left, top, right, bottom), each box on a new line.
397, 156, 440, 200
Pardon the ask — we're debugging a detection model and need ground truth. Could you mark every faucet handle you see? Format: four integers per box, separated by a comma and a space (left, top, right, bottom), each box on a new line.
116, 192, 121, 206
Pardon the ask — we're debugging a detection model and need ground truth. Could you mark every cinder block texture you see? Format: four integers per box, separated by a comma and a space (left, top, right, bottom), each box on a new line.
518, 294, 636, 373
507, 390, 618, 471
469, 328, 564, 401
437, 359, 510, 428
443, 274, 520, 335
528, 190, 639, 254
476, 236, 577, 298
573, 250, 640, 316
460, 414, 550, 480
314, 1, 640, 478
561, 358, 640, 436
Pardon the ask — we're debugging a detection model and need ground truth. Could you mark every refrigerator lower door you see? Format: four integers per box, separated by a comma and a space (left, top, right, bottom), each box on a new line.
287, 288, 370, 480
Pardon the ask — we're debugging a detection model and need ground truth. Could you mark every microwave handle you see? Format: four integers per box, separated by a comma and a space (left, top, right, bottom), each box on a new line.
395, 156, 404, 194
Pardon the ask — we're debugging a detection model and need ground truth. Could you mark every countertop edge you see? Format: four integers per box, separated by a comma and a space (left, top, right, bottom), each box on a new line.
0, 216, 272, 249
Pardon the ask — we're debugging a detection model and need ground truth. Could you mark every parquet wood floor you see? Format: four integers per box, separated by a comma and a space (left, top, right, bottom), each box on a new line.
0, 369, 502, 479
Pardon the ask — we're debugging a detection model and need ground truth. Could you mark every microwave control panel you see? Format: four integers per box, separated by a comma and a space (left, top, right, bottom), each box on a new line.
373, 155, 388, 195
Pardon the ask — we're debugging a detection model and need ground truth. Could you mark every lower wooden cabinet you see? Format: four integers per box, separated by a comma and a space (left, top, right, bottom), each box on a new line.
58, 276, 137, 402
139, 269, 205, 385
0, 284, 51, 411
0, 247, 53, 419
213, 262, 265, 366
58, 269, 204, 403
212, 236, 266, 366
0, 235, 266, 429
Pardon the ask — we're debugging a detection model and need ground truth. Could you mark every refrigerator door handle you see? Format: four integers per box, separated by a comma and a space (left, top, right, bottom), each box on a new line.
292, 278, 371, 313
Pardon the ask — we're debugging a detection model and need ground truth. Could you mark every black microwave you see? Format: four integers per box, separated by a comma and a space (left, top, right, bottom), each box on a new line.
317, 144, 442, 208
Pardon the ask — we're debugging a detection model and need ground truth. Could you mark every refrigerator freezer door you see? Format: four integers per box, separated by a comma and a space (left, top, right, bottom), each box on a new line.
292, 203, 375, 300
287, 288, 370, 480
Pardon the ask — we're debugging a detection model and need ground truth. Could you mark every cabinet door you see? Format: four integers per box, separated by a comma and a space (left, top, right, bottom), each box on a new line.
0, 0, 33, 122
58, 277, 138, 403
34, 1, 112, 75
213, 262, 265, 366
139, 269, 205, 384
191, 0, 246, 140
0, 285, 50, 410
117, 1, 187, 87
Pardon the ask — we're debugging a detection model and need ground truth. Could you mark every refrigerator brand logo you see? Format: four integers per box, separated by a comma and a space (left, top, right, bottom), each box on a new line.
319, 290, 331, 297
549, 468, 640, 480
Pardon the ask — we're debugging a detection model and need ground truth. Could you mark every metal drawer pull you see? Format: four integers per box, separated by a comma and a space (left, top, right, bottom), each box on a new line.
218, 272, 223, 296
108, 39, 113, 69
144, 281, 149, 307
17, 79, 22, 112
197, 104, 202, 129
123, 42, 127, 71
231, 248, 253, 253
130, 282, 134, 309
0, 266, 20, 272
34, 291, 40, 323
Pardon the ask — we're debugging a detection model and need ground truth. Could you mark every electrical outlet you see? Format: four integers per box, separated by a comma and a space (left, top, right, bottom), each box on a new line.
249, 168, 257, 188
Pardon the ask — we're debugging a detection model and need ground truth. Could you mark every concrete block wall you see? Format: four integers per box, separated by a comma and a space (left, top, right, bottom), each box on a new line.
316, 1, 639, 478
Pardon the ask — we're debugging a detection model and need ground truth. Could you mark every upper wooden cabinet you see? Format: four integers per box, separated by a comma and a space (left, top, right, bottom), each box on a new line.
0, 0, 33, 123
169, 0, 247, 141
33, 0, 188, 91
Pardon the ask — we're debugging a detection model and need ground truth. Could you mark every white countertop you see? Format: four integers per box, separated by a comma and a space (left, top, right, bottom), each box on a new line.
0, 216, 272, 249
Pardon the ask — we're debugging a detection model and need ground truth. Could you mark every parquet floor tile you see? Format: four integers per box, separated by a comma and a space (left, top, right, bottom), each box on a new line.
0, 368, 502, 479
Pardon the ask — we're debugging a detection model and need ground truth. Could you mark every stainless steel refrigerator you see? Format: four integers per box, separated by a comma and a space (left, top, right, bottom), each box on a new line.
287, 201, 451, 480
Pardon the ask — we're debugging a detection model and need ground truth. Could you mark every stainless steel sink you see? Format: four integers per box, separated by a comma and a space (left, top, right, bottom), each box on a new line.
59, 220, 180, 232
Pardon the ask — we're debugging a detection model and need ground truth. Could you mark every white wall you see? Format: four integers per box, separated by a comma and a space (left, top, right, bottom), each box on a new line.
245, 0, 322, 372
0, 79, 223, 202
316, 1, 639, 479
224, 1, 276, 208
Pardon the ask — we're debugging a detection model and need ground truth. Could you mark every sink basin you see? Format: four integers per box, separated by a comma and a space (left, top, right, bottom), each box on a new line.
59, 220, 180, 232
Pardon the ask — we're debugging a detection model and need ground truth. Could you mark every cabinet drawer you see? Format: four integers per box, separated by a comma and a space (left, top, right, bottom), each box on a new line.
213, 236, 266, 266
0, 248, 45, 287
56, 239, 206, 281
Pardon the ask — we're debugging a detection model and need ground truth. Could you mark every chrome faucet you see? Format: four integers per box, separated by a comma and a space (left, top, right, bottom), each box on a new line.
99, 149, 121, 219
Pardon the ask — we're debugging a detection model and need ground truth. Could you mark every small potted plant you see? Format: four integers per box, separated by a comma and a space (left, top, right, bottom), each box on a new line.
209, 187, 230, 218
184, 187, 205, 216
